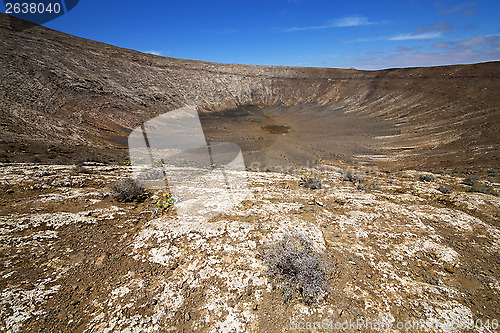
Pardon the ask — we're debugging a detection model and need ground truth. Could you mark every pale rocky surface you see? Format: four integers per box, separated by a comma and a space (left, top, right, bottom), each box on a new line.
0, 163, 499, 332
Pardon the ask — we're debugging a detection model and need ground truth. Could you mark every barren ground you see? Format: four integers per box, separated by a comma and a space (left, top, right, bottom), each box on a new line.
1, 163, 499, 332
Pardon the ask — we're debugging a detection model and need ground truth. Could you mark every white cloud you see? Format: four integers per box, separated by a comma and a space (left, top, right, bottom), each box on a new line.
330, 15, 372, 28
414, 22, 453, 34
437, 1, 476, 16
348, 21, 451, 43
458, 35, 500, 48
432, 35, 500, 49
141, 50, 163, 56
389, 32, 442, 41
284, 15, 374, 32
432, 41, 454, 49
352, 34, 500, 69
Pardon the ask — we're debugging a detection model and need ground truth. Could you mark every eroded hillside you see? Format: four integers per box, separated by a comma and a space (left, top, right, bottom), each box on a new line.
1, 13, 499, 169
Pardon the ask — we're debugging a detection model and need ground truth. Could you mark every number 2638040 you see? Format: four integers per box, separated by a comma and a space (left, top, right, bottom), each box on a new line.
5, 2, 62, 14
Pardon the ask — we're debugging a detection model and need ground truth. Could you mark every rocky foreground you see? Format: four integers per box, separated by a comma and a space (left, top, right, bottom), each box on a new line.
0, 163, 499, 332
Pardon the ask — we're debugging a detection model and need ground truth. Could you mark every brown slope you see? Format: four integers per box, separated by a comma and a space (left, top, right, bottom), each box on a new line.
0, 13, 499, 169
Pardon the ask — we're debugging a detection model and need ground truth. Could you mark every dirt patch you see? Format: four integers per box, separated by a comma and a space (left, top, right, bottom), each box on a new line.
261, 124, 290, 134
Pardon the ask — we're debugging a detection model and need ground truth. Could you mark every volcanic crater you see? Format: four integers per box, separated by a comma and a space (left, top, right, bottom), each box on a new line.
0, 13, 500, 333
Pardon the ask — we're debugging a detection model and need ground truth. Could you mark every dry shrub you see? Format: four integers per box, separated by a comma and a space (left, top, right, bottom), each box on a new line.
343, 169, 363, 183
299, 175, 322, 189
262, 233, 332, 304
110, 178, 146, 202
419, 174, 435, 182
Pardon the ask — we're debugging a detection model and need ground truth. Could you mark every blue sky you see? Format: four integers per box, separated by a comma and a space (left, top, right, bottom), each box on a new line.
5, 0, 500, 69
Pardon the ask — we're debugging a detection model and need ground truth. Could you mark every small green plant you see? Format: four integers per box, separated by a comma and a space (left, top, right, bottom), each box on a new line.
123, 160, 132, 166
156, 193, 173, 210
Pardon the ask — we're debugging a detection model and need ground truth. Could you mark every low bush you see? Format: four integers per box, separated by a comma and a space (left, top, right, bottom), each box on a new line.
299, 174, 322, 189
52, 156, 70, 165
156, 193, 173, 211
356, 183, 367, 191
262, 233, 331, 304
73, 164, 91, 174
437, 185, 452, 194
462, 177, 477, 186
110, 178, 146, 202
29, 155, 42, 164
343, 169, 363, 183
419, 174, 435, 182
468, 185, 497, 196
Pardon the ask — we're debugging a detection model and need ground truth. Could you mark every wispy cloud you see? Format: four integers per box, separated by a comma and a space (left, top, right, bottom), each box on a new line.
436, 1, 476, 17
414, 21, 453, 34
141, 50, 164, 56
331, 15, 372, 28
283, 15, 375, 32
352, 34, 500, 69
432, 41, 454, 49
389, 32, 442, 41
395, 46, 422, 52
348, 22, 452, 43
432, 35, 500, 49
387, 22, 453, 41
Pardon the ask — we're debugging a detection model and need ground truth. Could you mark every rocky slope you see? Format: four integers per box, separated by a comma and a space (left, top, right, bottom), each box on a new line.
1, 13, 499, 169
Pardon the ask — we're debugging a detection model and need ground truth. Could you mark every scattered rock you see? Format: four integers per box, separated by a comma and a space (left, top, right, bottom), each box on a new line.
428, 279, 439, 286
444, 266, 456, 274
437, 185, 452, 194
419, 174, 435, 182
462, 177, 477, 186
